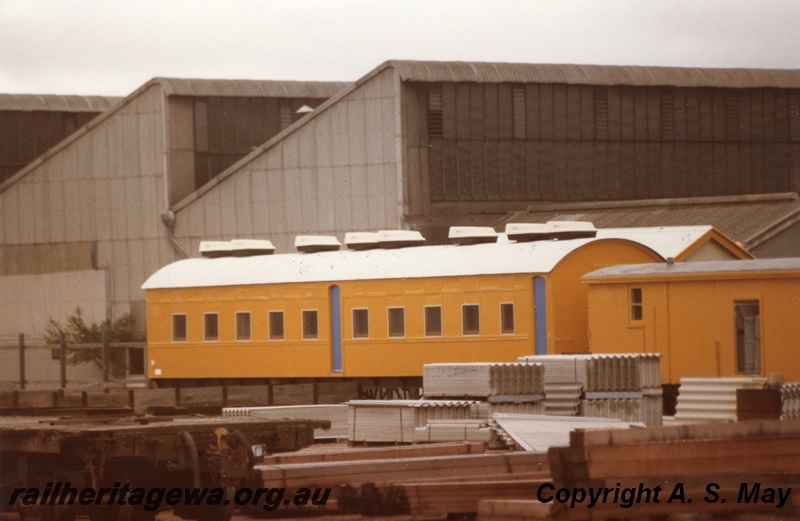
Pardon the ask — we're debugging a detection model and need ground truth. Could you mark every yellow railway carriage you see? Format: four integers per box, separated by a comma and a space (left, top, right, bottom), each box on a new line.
584, 258, 800, 384
142, 237, 661, 386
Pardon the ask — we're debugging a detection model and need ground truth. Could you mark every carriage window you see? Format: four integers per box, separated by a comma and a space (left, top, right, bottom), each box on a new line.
268, 311, 284, 340
630, 288, 643, 321
388, 307, 405, 337
302, 310, 318, 339
735, 301, 761, 374
462, 304, 480, 335
172, 314, 187, 342
204, 313, 219, 341
352, 308, 369, 338
236, 312, 251, 341
424, 306, 442, 336
501, 303, 515, 334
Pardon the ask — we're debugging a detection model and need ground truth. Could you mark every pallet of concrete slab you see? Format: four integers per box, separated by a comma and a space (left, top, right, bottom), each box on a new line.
423, 362, 545, 398
518, 354, 661, 392
413, 419, 492, 443
540, 419, 800, 520
256, 449, 550, 491
489, 413, 644, 452
674, 376, 766, 423
347, 399, 477, 443
222, 404, 349, 440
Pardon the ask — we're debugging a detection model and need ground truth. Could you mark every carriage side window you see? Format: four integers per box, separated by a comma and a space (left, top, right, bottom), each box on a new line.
236, 312, 251, 341
268, 311, 284, 340
172, 314, 187, 342
388, 307, 405, 337
352, 308, 369, 338
204, 313, 219, 341
630, 288, 643, 321
302, 310, 318, 339
500, 303, 515, 334
424, 306, 442, 337
462, 304, 480, 335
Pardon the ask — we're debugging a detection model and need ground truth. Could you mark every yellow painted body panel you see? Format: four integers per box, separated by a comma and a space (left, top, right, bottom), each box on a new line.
588, 275, 800, 383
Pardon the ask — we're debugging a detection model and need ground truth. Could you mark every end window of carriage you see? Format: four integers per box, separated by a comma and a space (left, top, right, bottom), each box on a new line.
629, 288, 643, 322
500, 303, 515, 334
172, 314, 187, 342
302, 310, 319, 339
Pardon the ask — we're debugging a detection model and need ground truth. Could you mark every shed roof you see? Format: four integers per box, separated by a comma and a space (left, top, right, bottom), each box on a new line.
142, 236, 657, 290
0, 94, 122, 112
388, 60, 800, 88
154, 78, 349, 98
496, 193, 800, 250
584, 257, 800, 280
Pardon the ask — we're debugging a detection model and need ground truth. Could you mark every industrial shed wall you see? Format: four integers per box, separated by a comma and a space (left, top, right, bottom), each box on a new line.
402, 80, 800, 218
172, 68, 402, 254
0, 84, 174, 337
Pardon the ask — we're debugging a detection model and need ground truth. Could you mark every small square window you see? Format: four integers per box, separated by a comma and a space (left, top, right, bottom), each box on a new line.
303, 310, 318, 339
204, 313, 219, 341
268, 311, 284, 340
501, 303, 515, 334
352, 308, 369, 338
424, 306, 442, 337
388, 307, 405, 337
630, 288, 643, 321
172, 314, 187, 342
236, 312, 251, 341
462, 304, 480, 335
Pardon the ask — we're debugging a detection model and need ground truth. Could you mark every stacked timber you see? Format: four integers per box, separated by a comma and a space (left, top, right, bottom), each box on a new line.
674, 376, 765, 423
479, 419, 800, 521
518, 354, 663, 426
347, 400, 476, 443
423, 363, 545, 399
222, 404, 349, 439
782, 382, 800, 420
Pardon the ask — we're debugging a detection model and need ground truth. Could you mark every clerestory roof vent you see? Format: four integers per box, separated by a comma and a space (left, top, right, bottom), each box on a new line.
199, 241, 234, 258
504, 223, 550, 243
376, 230, 425, 249
448, 226, 498, 245
546, 221, 597, 240
344, 232, 380, 251
230, 239, 276, 257
295, 235, 341, 253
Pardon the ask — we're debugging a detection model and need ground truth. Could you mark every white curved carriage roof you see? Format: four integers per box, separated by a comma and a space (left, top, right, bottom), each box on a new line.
142, 236, 659, 290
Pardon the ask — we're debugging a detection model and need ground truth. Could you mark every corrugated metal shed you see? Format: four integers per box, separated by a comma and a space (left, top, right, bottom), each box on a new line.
496, 193, 800, 249
388, 60, 800, 88
585, 257, 800, 279
0, 94, 122, 112
155, 78, 348, 98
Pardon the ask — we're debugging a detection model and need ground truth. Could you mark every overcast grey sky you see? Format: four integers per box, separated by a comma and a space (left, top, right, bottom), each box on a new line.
1, 0, 798, 96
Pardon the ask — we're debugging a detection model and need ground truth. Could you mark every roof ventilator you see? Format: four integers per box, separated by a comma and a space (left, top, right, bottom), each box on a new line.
230, 239, 276, 257
546, 221, 597, 240
295, 235, 341, 253
344, 232, 380, 251
199, 241, 235, 258
376, 230, 425, 249
504, 223, 550, 242
448, 226, 498, 245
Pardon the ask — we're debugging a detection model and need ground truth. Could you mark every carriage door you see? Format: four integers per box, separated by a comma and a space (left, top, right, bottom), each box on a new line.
330, 285, 343, 373
534, 277, 548, 355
